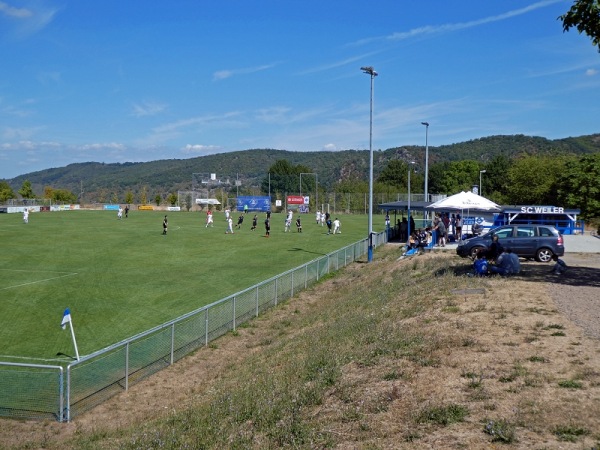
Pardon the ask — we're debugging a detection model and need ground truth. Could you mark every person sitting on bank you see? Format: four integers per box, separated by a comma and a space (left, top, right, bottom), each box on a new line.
487, 235, 504, 261
551, 254, 568, 275
489, 248, 513, 277
473, 249, 489, 276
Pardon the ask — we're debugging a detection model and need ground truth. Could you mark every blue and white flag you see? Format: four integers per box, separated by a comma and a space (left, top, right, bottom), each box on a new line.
61, 308, 71, 330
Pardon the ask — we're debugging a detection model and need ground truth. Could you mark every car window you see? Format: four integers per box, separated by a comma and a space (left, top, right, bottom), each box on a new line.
516, 226, 535, 237
494, 227, 514, 239
538, 227, 555, 237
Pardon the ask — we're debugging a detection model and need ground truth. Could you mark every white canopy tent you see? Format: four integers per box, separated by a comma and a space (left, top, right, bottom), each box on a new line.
426, 191, 501, 212
427, 191, 501, 239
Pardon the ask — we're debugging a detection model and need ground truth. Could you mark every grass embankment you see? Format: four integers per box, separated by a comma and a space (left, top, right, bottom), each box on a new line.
3, 246, 600, 449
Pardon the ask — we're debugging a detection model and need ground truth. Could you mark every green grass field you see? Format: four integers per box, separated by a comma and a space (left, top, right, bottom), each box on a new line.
0, 209, 380, 362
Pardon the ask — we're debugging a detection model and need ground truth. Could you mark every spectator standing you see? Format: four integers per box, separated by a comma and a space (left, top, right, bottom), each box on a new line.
455, 214, 463, 241
399, 218, 408, 242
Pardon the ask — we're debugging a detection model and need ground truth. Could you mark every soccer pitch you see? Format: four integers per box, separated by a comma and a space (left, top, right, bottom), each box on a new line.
0, 209, 380, 362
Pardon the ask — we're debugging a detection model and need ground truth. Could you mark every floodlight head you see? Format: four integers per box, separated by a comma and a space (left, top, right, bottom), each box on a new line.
480, 169, 487, 174
421, 122, 429, 127
360, 66, 378, 76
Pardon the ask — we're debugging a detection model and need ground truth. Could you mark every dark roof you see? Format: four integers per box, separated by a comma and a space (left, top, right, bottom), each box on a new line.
378, 201, 431, 211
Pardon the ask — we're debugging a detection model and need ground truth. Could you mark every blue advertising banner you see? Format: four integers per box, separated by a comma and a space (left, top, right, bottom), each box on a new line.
236, 196, 271, 212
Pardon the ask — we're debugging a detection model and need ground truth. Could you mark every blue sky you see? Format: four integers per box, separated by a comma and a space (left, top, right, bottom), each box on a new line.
1, 0, 599, 179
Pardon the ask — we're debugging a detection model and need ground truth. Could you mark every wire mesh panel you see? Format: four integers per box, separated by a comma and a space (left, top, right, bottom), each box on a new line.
206, 297, 234, 342
172, 312, 207, 364
257, 279, 277, 314
68, 346, 128, 418
234, 288, 260, 326
276, 271, 293, 302
0, 363, 62, 421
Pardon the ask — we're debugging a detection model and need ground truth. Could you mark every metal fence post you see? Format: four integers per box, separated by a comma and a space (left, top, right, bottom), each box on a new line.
233, 296, 236, 331
255, 286, 259, 317
170, 323, 175, 365
125, 342, 129, 391
205, 308, 209, 346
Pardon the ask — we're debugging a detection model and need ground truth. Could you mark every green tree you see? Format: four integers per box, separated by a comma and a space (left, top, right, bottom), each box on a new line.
125, 191, 134, 204
155, 194, 162, 206
261, 160, 313, 196
377, 160, 409, 190
557, 153, 600, 219
506, 156, 566, 205
429, 160, 481, 195
140, 186, 148, 205
480, 154, 513, 204
0, 181, 16, 202
44, 187, 77, 203
18, 180, 36, 199
168, 193, 178, 206
560, 0, 600, 52
184, 193, 193, 211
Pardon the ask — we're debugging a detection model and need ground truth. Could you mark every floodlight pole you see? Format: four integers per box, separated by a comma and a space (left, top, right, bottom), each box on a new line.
407, 161, 415, 242
479, 170, 487, 196
421, 122, 429, 205
361, 66, 378, 262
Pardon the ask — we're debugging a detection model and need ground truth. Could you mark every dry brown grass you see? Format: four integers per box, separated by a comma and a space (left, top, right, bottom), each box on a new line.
1, 246, 599, 449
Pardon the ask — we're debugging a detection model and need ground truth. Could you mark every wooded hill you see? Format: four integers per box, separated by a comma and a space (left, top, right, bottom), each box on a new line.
5, 133, 600, 202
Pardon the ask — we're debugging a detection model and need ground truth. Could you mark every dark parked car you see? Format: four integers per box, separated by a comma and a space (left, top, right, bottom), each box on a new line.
456, 224, 564, 262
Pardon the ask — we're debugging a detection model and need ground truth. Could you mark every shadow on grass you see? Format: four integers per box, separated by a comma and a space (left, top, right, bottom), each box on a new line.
288, 247, 326, 256
448, 261, 600, 288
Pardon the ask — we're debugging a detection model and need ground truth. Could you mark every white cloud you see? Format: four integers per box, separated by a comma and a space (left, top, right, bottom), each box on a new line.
585, 68, 598, 76
212, 63, 278, 81
353, 0, 564, 46
1, 1, 59, 38
322, 143, 337, 151
0, 1, 32, 19
132, 101, 167, 117
182, 144, 222, 154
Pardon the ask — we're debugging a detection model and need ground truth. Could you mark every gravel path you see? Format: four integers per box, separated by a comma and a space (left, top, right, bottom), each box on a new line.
546, 253, 600, 341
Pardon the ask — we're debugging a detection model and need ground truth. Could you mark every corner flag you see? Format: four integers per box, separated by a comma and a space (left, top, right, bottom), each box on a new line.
61, 308, 72, 330
60, 307, 80, 360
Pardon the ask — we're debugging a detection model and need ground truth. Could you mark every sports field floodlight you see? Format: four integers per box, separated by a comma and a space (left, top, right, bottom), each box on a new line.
361, 66, 378, 262
407, 161, 416, 241
479, 169, 487, 196
421, 122, 429, 205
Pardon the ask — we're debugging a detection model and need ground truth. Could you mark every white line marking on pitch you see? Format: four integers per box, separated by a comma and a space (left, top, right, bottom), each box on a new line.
0, 271, 79, 291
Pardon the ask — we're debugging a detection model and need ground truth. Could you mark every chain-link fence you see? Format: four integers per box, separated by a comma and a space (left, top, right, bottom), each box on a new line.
0, 232, 387, 422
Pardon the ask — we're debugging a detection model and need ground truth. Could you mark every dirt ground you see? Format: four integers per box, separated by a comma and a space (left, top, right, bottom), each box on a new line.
0, 250, 599, 448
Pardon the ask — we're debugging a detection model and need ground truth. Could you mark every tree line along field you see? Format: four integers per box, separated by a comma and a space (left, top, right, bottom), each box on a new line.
0, 209, 378, 362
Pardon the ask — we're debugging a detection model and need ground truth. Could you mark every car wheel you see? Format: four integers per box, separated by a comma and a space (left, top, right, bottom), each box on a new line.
470, 246, 484, 260
536, 248, 553, 263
